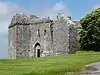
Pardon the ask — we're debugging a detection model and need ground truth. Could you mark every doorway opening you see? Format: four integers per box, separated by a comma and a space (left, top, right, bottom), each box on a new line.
34, 43, 41, 57
37, 49, 40, 57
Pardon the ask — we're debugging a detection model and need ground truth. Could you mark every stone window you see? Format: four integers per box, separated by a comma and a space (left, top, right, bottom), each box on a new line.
37, 29, 40, 37
44, 30, 46, 35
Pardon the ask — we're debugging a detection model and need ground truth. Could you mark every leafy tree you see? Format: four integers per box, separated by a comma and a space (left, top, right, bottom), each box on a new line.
79, 8, 100, 51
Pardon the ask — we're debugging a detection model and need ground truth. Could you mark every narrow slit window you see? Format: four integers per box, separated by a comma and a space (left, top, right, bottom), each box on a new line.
44, 30, 46, 35
37, 29, 40, 37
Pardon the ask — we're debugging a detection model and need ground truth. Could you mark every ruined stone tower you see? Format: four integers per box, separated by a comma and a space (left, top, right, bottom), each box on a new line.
8, 13, 77, 59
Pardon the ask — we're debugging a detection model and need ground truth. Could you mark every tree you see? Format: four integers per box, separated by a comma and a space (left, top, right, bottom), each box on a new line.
79, 8, 100, 51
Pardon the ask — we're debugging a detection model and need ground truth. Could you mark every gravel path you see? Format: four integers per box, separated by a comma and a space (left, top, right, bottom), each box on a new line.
76, 62, 100, 75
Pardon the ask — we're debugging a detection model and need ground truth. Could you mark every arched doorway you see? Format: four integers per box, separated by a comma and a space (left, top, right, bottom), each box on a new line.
34, 43, 41, 57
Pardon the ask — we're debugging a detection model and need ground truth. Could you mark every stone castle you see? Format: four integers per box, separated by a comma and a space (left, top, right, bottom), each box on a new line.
8, 13, 78, 59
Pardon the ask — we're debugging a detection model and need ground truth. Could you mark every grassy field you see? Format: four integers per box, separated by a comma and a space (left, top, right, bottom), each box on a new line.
0, 51, 100, 75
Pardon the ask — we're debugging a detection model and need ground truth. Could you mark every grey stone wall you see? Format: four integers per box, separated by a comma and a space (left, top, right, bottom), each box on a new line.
29, 21, 53, 57
8, 24, 30, 59
69, 24, 77, 54
15, 24, 30, 58
8, 13, 78, 59
8, 26, 16, 59
53, 21, 69, 55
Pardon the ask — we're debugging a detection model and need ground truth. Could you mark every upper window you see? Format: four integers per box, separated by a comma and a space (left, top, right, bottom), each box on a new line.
44, 30, 46, 35
37, 29, 40, 37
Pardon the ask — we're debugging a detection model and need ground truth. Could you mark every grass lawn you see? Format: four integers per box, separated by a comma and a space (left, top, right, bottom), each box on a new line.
0, 51, 100, 75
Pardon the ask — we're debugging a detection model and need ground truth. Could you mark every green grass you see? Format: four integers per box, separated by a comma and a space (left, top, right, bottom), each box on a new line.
0, 51, 100, 75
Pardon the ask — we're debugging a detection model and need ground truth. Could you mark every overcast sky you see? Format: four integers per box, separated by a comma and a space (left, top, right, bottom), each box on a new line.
0, 0, 100, 58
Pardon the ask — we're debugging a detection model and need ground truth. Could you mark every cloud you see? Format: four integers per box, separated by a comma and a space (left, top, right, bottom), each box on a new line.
41, 1, 71, 19
0, 2, 22, 35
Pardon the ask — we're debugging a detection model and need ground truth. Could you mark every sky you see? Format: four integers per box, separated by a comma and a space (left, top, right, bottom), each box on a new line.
0, 0, 100, 58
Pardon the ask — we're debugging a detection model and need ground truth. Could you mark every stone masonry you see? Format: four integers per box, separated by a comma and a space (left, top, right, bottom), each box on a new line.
8, 13, 78, 59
